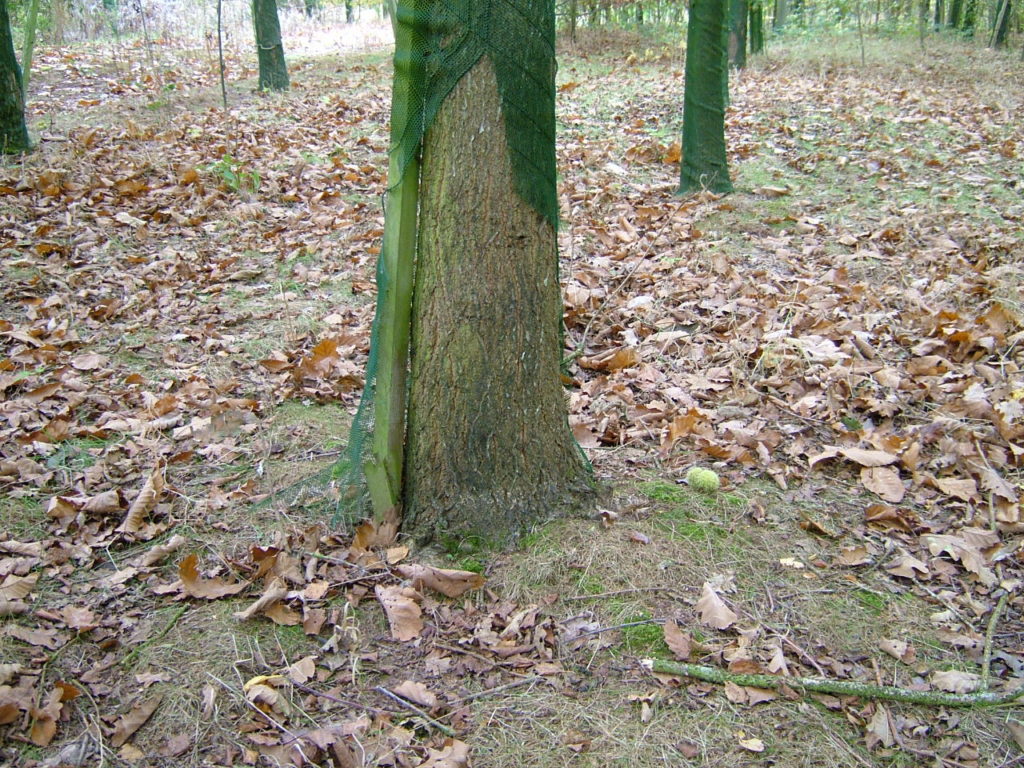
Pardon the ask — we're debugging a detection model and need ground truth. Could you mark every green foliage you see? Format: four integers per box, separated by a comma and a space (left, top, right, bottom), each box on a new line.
202, 154, 261, 195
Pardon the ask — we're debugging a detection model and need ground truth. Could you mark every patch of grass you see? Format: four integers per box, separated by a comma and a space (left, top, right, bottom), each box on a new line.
0, 495, 47, 540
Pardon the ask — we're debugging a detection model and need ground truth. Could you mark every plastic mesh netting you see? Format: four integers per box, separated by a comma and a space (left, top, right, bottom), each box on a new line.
331, 0, 559, 528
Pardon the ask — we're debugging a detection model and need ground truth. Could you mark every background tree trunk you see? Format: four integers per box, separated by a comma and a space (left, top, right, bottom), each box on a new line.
402, 57, 592, 545
253, 0, 288, 91
680, 0, 732, 194
730, 0, 749, 66
749, 0, 764, 53
0, 0, 29, 153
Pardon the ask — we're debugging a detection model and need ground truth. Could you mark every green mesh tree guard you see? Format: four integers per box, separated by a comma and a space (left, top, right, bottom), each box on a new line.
334, 0, 560, 527
680, 0, 733, 195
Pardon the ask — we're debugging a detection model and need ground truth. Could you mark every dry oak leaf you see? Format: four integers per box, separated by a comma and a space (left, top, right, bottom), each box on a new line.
393, 680, 438, 709
179, 553, 248, 599
395, 564, 485, 598
418, 738, 471, 768
118, 461, 166, 534
861, 466, 905, 503
136, 534, 188, 567
375, 584, 423, 641
935, 476, 979, 502
0, 572, 38, 601
931, 669, 982, 694
879, 638, 915, 664
663, 619, 692, 660
921, 534, 996, 586
233, 577, 288, 621
865, 704, 895, 750
110, 696, 162, 747
696, 582, 738, 630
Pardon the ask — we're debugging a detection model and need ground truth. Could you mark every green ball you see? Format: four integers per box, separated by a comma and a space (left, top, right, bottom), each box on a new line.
686, 467, 720, 493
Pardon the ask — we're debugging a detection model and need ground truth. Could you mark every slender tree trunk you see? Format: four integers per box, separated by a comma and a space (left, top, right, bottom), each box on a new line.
961, 0, 976, 34
21, 0, 40, 96
0, 0, 29, 153
749, 0, 764, 52
680, 0, 732, 194
403, 56, 593, 543
345, 0, 354, 22
947, 0, 962, 25
919, 0, 928, 47
569, 0, 579, 41
252, 0, 289, 91
990, 0, 1011, 45
774, 0, 789, 27
933, 0, 943, 27
729, 0, 748, 66
53, 0, 65, 45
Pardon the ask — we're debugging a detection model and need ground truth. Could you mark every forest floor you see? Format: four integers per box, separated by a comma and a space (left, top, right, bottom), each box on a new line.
1, 23, 1023, 768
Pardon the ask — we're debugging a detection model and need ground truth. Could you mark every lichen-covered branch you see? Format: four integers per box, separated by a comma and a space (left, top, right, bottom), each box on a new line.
643, 659, 1024, 708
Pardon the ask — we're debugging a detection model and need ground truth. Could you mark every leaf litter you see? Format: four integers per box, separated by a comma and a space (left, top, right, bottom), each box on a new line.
0, 28, 1022, 768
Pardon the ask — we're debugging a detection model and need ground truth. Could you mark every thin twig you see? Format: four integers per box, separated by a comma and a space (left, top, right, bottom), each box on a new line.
578, 617, 665, 637
982, 591, 1011, 691
453, 676, 544, 704
375, 686, 456, 737
564, 586, 674, 601
431, 642, 531, 677
292, 682, 385, 713
120, 604, 188, 667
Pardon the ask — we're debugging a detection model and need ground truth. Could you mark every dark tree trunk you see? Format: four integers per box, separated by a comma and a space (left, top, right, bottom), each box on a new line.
403, 59, 592, 545
749, 0, 764, 52
991, 0, 1011, 45
947, 0, 962, 25
680, 0, 732, 194
960, 0, 976, 33
253, 0, 289, 91
0, 0, 29, 153
933, 0, 943, 27
729, 0, 748, 66
346, 0, 354, 22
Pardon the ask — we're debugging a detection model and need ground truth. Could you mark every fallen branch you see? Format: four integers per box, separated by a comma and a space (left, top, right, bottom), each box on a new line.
642, 659, 1024, 708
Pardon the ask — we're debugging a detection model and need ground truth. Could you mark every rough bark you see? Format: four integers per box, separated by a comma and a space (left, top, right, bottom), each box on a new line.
680, 0, 732, 194
253, 0, 289, 91
402, 57, 593, 545
0, 0, 29, 153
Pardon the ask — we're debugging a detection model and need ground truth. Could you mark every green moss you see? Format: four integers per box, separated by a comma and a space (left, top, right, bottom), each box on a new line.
618, 612, 668, 655
853, 589, 888, 616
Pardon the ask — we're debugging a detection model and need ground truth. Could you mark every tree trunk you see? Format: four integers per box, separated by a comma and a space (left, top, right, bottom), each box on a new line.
345, 0, 354, 22
960, 0, 976, 33
774, 0, 789, 28
990, 0, 1010, 45
947, 0, 962, 26
53, 0, 65, 45
729, 0, 748, 66
21, 0, 40, 96
933, 0, 943, 27
402, 56, 592, 544
749, 0, 764, 52
680, 0, 732, 194
0, 0, 29, 153
253, 0, 288, 91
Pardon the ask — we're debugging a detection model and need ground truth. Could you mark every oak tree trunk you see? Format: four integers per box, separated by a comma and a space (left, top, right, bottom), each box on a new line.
253, 0, 288, 91
0, 0, 29, 153
402, 57, 593, 545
